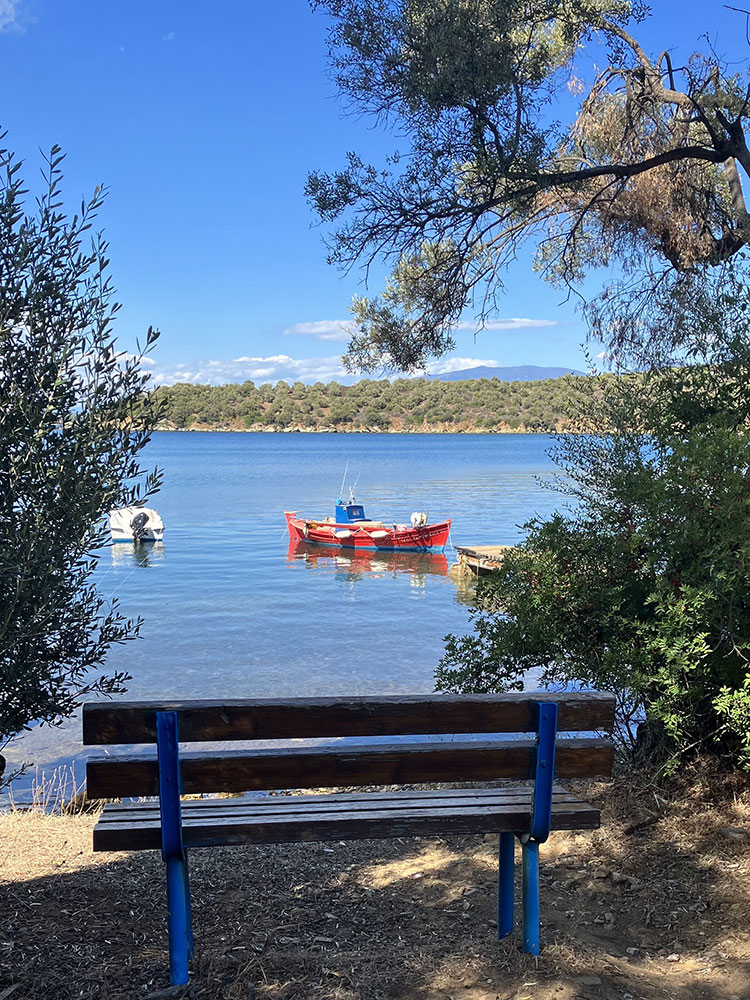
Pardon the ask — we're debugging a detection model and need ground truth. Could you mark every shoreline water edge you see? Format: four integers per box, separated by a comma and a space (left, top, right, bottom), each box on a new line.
156, 424, 571, 434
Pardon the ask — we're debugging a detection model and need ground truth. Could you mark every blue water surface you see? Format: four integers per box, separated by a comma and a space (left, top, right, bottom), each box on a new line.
6, 431, 564, 793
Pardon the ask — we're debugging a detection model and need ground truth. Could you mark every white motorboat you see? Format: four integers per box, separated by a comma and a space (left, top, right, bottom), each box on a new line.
109, 506, 165, 543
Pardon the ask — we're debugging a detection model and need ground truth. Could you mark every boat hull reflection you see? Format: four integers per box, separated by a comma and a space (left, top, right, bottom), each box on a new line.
109, 541, 165, 568
287, 539, 449, 579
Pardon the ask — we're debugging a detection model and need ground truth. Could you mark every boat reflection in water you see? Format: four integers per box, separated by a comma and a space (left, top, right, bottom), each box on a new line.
109, 541, 166, 569
286, 539, 449, 587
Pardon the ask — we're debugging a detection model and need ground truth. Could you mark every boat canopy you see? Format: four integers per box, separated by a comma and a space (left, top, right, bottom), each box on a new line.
335, 498, 366, 524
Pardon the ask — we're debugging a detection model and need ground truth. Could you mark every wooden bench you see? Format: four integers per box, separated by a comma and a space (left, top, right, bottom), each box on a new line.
83, 691, 615, 987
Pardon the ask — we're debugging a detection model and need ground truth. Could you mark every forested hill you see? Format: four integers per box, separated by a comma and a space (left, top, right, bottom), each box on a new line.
150, 373, 605, 433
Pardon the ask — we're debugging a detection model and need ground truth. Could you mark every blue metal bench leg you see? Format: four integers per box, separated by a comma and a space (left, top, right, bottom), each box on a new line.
166, 856, 192, 984
157, 710, 192, 985
184, 850, 195, 959
497, 832, 515, 937
519, 700, 557, 956
522, 839, 540, 955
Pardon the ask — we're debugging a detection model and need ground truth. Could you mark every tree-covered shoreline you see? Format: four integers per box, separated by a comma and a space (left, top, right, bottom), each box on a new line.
151, 372, 611, 434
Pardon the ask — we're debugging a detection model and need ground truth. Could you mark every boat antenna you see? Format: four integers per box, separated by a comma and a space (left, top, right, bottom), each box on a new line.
339, 461, 349, 498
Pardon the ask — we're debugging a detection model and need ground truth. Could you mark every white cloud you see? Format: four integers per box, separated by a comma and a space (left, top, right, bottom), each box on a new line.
149, 343, 574, 387
115, 351, 157, 368
455, 318, 557, 332
0, 0, 23, 32
283, 320, 354, 342
149, 354, 349, 387
283, 316, 557, 343
147, 314, 561, 387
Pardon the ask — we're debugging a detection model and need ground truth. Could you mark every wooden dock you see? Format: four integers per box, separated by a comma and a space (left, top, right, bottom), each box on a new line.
454, 544, 514, 576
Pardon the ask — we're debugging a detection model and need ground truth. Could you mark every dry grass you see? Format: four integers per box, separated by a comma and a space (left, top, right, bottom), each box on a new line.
1, 764, 749, 1000
6, 764, 91, 816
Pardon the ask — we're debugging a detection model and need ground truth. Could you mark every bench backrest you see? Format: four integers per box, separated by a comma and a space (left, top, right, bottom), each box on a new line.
83, 692, 615, 799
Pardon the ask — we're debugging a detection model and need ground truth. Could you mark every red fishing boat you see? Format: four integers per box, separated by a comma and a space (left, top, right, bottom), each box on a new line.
284, 494, 451, 552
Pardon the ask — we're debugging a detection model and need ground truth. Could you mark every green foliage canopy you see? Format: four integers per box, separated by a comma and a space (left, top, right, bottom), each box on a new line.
0, 139, 161, 780
308, 1, 750, 371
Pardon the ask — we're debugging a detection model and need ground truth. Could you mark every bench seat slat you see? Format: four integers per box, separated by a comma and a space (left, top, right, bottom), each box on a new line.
94, 786, 583, 823
83, 692, 616, 745
93, 786, 599, 852
86, 737, 614, 798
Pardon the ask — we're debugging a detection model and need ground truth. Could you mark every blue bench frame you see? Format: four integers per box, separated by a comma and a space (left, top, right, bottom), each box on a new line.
497, 700, 558, 954
155, 701, 559, 985
156, 711, 194, 985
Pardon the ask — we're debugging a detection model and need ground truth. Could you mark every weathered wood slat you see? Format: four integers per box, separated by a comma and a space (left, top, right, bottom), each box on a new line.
82, 692, 615, 745
86, 737, 614, 798
96, 785, 582, 823
93, 787, 599, 851
97, 791, 581, 819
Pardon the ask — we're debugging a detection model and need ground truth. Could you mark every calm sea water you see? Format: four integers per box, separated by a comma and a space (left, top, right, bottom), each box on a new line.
6, 431, 562, 796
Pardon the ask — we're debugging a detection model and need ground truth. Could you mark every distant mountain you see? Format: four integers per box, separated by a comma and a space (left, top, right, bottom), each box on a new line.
430, 365, 585, 382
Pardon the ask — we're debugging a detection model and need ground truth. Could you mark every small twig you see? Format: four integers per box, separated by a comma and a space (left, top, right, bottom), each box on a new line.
624, 811, 665, 835
624, 796, 670, 835
724, 5, 750, 46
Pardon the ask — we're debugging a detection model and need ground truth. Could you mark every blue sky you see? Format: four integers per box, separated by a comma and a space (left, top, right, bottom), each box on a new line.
0, 1, 746, 384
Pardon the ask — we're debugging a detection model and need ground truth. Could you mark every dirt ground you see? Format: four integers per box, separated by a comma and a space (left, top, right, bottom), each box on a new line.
1, 766, 749, 1000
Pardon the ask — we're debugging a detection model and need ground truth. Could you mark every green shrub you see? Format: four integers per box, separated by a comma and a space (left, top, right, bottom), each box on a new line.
438, 329, 750, 770
0, 140, 161, 782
